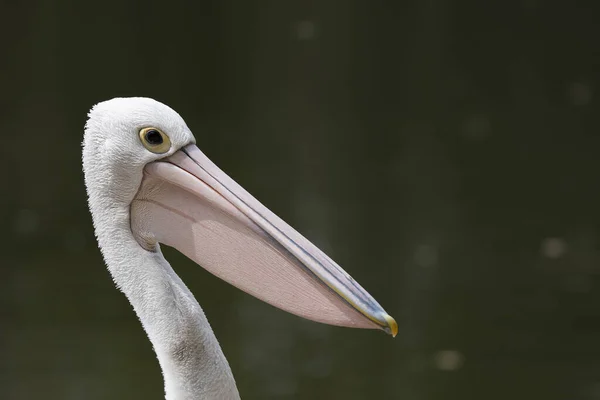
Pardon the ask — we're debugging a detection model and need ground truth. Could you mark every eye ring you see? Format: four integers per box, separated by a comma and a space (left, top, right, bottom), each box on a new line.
139, 127, 171, 154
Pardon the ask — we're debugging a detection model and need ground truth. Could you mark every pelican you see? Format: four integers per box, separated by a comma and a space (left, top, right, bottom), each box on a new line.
82, 97, 396, 399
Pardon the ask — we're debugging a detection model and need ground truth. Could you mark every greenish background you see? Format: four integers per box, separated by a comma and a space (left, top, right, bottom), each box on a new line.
2, 1, 599, 399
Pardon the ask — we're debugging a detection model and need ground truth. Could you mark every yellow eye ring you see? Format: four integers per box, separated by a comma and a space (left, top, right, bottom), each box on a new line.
139, 127, 171, 154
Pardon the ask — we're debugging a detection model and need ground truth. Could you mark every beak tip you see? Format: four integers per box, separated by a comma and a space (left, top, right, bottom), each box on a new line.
383, 314, 398, 338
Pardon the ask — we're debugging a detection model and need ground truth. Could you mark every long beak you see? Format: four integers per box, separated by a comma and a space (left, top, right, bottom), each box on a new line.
131, 144, 397, 336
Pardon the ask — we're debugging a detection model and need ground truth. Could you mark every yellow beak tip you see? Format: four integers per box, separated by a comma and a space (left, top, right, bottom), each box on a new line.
383, 314, 398, 338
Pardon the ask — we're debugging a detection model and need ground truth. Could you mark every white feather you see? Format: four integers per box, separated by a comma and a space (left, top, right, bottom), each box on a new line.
83, 97, 240, 400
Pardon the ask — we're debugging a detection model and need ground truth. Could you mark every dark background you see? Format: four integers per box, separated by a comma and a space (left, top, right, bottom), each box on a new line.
2, 1, 600, 399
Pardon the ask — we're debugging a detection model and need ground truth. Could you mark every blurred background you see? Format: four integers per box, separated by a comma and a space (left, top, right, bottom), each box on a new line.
2, 1, 599, 399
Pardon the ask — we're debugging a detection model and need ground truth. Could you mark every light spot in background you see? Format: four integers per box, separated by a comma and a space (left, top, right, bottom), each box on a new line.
434, 350, 464, 371
14, 209, 39, 235
568, 82, 593, 106
295, 20, 317, 41
582, 381, 600, 399
462, 114, 491, 140
414, 245, 438, 267
541, 237, 567, 259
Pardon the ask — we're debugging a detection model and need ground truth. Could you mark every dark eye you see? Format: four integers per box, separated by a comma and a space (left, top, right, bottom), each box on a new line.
145, 129, 163, 145
139, 127, 171, 154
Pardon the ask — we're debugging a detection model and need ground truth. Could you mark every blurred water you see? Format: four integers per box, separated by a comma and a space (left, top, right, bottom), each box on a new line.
2, 1, 600, 399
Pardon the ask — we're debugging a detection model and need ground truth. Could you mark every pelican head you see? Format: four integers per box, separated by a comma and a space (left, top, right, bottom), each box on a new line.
83, 97, 397, 336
